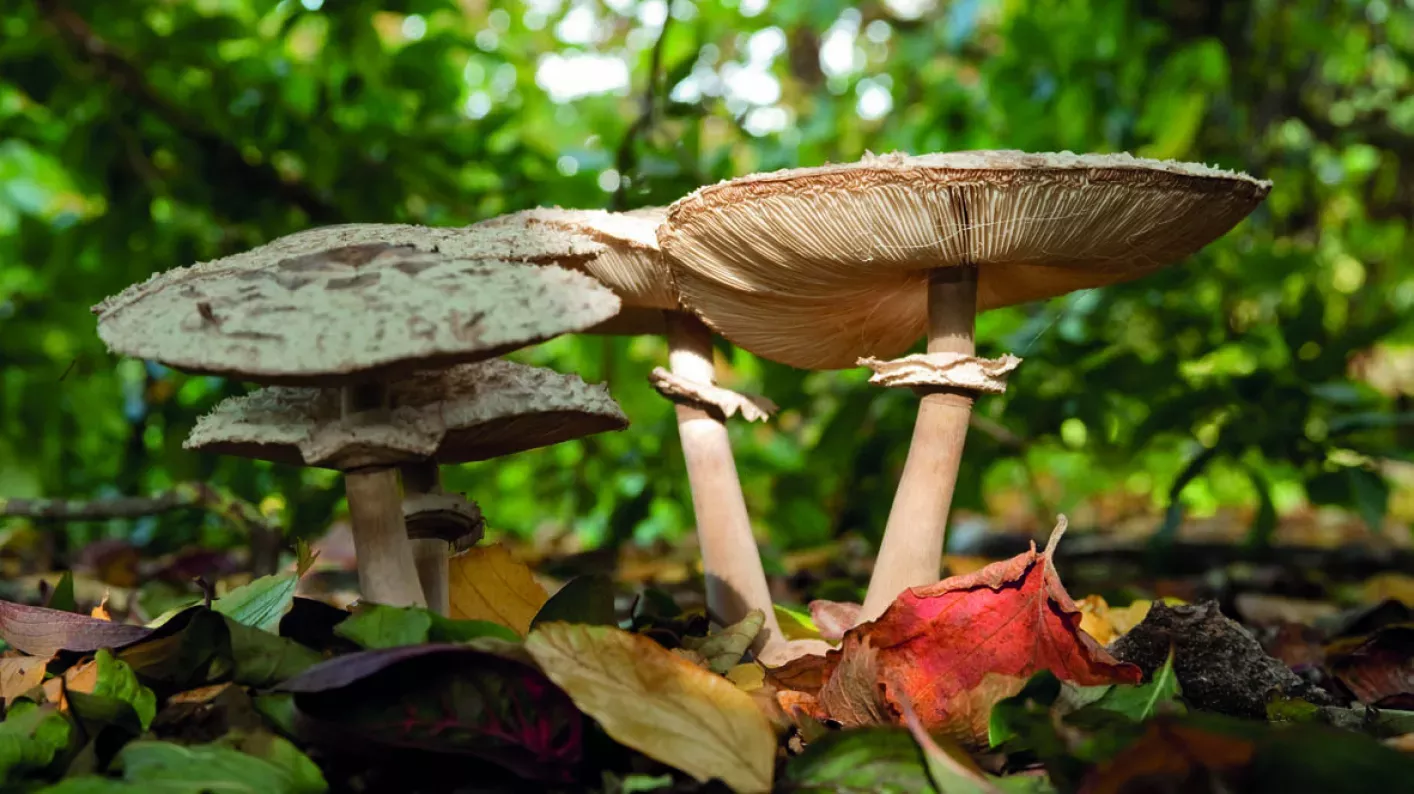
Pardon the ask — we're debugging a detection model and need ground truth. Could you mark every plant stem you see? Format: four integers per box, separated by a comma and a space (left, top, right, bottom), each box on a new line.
665, 311, 782, 652
858, 266, 978, 624
341, 382, 425, 607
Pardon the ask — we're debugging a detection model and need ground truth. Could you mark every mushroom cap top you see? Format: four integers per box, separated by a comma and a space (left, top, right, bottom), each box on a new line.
94, 240, 621, 386
659, 150, 1271, 369
479, 207, 677, 314
184, 357, 628, 470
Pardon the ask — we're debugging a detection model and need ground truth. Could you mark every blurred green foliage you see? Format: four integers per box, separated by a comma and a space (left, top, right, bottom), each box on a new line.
2, 0, 1412, 566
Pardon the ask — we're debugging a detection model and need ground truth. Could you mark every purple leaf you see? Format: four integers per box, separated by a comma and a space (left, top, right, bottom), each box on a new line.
0, 600, 154, 657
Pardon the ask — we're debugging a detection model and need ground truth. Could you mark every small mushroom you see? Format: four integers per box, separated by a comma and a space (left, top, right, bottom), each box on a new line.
479, 208, 784, 651
95, 231, 620, 607
185, 358, 628, 613
659, 150, 1271, 623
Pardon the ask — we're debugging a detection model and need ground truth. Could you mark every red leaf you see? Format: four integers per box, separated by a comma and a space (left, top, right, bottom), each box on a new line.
0, 600, 154, 657
774, 518, 1141, 746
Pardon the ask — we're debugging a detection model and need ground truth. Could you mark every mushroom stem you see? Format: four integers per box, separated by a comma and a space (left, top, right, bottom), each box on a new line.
401, 460, 450, 615
665, 311, 782, 653
341, 382, 426, 608
857, 265, 978, 624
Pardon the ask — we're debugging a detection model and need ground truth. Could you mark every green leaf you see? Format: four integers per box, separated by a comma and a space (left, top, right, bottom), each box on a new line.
213, 573, 300, 633
1070, 646, 1183, 724
224, 618, 322, 688
68, 649, 157, 733
774, 604, 822, 642
0, 701, 71, 783
427, 613, 520, 644
531, 574, 617, 628
334, 604, 433, 649
781, 727, 939, 793
111, 739, 326, 794
48, 572, 77, 613
39, 778, 147, 793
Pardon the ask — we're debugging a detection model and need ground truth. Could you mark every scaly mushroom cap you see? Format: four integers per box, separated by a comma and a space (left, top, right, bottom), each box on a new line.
94, 243, 620, 385
659, 150, 1271, 369
184, 358, 628, 470
477, 207, 674, 335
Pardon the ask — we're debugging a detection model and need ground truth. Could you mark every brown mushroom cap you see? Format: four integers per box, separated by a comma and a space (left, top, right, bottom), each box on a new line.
477, 207, 675, 335
184, 358, 628, 470
659, 150, 1271, 369
94, 243, 621, 386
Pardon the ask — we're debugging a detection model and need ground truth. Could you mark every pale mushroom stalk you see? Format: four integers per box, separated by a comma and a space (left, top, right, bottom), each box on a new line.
341, 381, 426, 608
858, 266, 978, 622
400, 459, 452, 614
665, 311, 782, 649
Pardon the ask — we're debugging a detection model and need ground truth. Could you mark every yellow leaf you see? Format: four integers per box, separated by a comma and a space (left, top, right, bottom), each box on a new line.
1078, 596, 1154, 645
0, 657, 48, 706
526, 623, 775, 793
727, 663, 765, 692
1361, 572, 1414, 608
91, 593, 112, 622
773, 605, 821, 642
447, 544, 549, 636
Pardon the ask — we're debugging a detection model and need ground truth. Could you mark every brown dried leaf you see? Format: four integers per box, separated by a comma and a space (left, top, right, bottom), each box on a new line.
0, 656, 49, 706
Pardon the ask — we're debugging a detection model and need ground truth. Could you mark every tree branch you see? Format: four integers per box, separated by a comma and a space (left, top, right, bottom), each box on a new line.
611, 12, 676, 210
35, 0, 340, 224
0, 482, 272, 539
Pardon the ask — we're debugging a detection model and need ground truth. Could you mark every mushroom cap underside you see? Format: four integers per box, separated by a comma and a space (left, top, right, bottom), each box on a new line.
95, 243, 621, 386
478, 207, 679, 313
659, 150, 1270, 369
184, 358, 628, 470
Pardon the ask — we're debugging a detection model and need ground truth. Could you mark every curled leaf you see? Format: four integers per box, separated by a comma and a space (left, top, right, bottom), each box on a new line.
526, 622, 774, 793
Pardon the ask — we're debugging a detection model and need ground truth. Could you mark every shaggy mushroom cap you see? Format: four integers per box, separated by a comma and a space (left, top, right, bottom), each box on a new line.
94, 243, 621, 385
659, 150, 1271, 369
184, 358, 628, 470
479, 207, 675, 335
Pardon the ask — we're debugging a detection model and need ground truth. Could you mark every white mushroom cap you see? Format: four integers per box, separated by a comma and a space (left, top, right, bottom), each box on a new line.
184, 358, 628, 470
94, 243, 621, 385
476, 207, 679, 336
659, 150, 1271, 369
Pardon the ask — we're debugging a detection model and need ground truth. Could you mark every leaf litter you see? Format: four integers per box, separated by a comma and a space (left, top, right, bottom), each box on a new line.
0, 517, 1408, 791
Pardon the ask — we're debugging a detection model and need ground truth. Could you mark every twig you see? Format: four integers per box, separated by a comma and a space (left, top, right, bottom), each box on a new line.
0, 483, 271, 539
611, 10, 676, 210
35, 0, 339, 223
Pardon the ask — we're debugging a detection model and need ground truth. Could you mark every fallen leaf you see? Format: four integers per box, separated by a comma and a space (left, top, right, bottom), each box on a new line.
1234, 592, 1339, 626
899, 693, 1004, 794
1388, 733, 1414, 753
63, 648, 158, 732
809, 600, 860, 642
1361, 573, 1414, 608
90, 593, 113, 622
780, 727, 943, 793
0, 701, 72, 782
213, 571, 302, 632
99, 738, 327, 794
279, 642, 582, 782
0, 656, 49, 706
1078, 718, 1255, 794
774, 604, 821, 642
776, 518, 1140, 747
1327, 625, 1414, 705
46, 572, 77, 613
727, 663, 765, 692
526, 622, 775, 793
448, 544, 549, 636
0, 600, 153, 657
1077, 596, 1152, 646
532, 574, 616, 628
681, 609, 765, 674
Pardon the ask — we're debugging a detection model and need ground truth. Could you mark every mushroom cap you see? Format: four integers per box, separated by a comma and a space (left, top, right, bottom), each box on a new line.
478, 207, 677, 328
183, 358, 628, 470
94, 240, 621, 386
659, 150, 1271, 369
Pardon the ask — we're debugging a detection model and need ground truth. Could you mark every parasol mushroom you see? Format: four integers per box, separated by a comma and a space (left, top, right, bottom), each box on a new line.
94, 233, 620, 607
658, 150, 1271, 623
185, 358, 628, 613
479, 207, 784, 651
